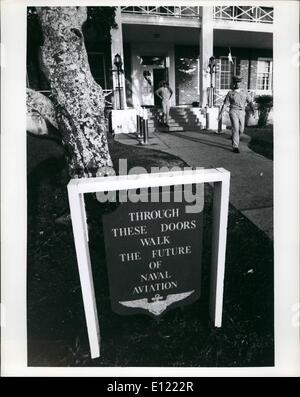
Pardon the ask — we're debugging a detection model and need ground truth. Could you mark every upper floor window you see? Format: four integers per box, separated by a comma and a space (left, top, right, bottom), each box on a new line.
219, 56, 236, 90
257, 58, 272, 90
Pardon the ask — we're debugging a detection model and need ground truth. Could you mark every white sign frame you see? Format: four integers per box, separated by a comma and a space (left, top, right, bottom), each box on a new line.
67, 168, 230, 359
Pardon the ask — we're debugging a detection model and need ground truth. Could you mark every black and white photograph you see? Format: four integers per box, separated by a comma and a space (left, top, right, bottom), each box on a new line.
1, 1, 299, 377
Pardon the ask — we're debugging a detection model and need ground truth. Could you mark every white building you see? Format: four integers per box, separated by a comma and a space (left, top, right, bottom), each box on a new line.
108, 5, 273, 113
26, 5, 273, 130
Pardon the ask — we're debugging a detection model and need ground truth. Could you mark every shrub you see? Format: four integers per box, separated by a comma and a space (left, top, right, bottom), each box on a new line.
255, 95, 273, 127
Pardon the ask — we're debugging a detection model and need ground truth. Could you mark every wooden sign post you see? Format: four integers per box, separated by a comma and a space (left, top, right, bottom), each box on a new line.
67, 168, 230, 358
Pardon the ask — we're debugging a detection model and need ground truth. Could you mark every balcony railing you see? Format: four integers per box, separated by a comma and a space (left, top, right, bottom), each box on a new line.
121, 6, 200, 18
213, 6, 273, 24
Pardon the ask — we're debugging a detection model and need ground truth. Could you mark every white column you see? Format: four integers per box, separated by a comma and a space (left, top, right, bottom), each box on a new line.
110, 7, 127, 109
131, 47, 142, 108
168, 45, 176, 107
200, 7, 214, 108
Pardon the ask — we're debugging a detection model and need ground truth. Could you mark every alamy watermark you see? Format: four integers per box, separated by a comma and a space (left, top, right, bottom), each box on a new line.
96, 159, 204, 214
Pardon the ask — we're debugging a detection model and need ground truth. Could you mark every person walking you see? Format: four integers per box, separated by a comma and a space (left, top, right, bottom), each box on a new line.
218, 75, 255, 153
155, 81, 173, 127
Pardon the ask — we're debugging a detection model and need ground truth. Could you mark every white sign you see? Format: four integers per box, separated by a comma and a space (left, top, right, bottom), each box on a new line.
67, 168, 230, 358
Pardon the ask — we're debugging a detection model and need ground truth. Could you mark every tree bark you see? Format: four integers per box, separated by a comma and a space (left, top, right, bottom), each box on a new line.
36, 6, 113, 178
27, 88, 58, 135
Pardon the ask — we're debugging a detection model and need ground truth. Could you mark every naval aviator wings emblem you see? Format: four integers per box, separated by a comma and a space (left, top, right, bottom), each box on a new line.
119, 291, 194, 316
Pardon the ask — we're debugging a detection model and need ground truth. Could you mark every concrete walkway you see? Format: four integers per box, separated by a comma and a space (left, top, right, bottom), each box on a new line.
115, 128, 273, 240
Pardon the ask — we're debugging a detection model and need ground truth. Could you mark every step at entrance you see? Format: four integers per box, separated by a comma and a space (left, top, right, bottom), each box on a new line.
146, 107, 205, 133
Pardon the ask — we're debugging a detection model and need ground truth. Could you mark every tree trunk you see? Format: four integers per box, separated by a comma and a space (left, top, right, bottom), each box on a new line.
36, 6, 113, 178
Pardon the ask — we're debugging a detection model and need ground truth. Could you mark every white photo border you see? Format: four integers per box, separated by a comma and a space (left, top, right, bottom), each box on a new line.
1, 0, 299, 376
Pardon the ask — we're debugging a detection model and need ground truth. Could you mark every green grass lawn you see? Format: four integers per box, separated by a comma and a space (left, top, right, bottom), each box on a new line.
27, 133, 274, 367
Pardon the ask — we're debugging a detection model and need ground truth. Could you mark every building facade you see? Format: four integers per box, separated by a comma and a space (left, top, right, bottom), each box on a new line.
107, 5, 273, 111
27, 6, 273, 113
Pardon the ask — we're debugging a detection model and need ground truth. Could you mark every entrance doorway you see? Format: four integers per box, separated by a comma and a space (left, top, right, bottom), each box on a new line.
153, 68, 168, 106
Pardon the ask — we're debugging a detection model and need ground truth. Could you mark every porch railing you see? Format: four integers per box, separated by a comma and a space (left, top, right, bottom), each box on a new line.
121, 6, 200, 18
214, 89, 271, 106
213, 6, 273, 24
103, 89, 113, 108
214, 91, 226, 106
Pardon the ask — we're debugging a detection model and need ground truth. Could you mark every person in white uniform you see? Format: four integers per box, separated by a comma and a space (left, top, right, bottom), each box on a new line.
155, 81, 173, 127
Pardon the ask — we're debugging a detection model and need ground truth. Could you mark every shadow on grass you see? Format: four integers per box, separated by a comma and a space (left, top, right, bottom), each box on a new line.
27, 134, 274, 367
245, 126, 273, 160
